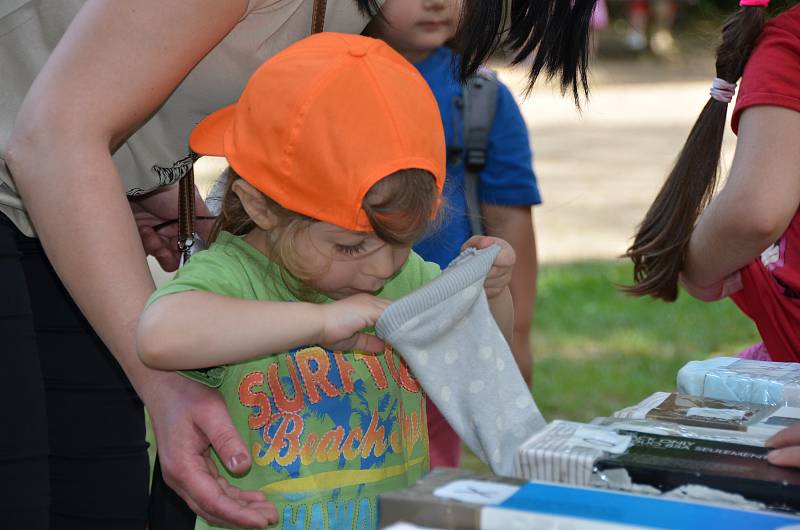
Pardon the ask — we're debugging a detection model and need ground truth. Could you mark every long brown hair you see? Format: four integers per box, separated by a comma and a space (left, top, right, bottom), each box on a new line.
624, 6, 767, 301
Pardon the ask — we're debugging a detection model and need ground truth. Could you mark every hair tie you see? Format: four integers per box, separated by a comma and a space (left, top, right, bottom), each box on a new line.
710, 78, 736, 104
739, 0, 769, 6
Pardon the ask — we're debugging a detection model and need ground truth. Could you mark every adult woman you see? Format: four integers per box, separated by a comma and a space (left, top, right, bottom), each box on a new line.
1, 0, 595, 528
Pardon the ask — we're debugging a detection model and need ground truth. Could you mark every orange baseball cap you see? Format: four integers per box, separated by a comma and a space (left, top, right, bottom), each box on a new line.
190, 33, 445, 232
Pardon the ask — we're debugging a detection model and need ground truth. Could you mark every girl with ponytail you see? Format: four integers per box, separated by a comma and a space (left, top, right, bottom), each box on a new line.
626, 1, 800, 362
627, 1, 800, 469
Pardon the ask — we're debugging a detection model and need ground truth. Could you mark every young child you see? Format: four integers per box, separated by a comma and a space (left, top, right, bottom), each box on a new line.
137, 33, 516, 530
364, 0, 541, 468
626, 2, 800, 365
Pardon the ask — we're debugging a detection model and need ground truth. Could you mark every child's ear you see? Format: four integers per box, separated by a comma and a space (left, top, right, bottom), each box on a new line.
231, 179, 277, 230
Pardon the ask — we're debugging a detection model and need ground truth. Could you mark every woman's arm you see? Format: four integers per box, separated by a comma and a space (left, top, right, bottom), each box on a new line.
483, 204, 536, 384
683, 106, 800, 288
7, 0, 249, 415
4, 1, 282, 527
138, 291, 390, 370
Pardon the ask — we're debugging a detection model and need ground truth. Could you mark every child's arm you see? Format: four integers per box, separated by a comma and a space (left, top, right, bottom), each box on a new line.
679, 271, 743, 302
461, 236, 516, 345
137, 292, 389, 370
683, 106, 800, 288
483, 203, 536, 383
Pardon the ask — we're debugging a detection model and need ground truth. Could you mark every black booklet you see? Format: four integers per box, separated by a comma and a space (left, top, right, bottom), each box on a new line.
596, 432, 800, 511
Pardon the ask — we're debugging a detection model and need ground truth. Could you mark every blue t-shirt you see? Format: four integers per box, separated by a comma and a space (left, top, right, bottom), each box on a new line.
412, 47, 541, 268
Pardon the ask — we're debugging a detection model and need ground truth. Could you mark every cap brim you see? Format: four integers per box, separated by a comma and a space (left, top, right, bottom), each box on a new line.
189, 104, 236, 156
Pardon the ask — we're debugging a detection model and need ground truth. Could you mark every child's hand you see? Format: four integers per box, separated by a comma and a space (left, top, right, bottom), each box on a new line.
462, 236, 516, 299
317, 294, 391, 353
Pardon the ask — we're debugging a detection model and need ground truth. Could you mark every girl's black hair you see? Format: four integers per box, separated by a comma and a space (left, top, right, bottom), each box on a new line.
357, 0, 597, 105
456, 0, 596, 105
355, 0, 382, 15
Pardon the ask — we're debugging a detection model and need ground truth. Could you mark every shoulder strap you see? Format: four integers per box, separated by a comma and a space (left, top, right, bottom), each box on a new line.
178, 0, 327, 264
177, 158, 200, 266
462, 66, 498, 237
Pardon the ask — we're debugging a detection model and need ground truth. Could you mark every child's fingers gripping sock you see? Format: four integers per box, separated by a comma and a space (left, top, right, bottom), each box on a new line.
375, 245, 546, 477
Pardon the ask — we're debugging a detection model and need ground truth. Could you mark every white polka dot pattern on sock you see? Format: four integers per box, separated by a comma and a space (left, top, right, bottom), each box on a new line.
444, 349, 459, 364
417, 349, 429, 366
469, 380, 485, 393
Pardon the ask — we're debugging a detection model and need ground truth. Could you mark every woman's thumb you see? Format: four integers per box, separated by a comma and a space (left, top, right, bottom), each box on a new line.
205, 415, 251, 474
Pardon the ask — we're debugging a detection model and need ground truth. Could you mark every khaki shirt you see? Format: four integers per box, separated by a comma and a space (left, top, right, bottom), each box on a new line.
0, 0, 380, 236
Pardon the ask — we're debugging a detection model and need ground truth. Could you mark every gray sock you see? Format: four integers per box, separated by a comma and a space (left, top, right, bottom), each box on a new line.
376, 245, 546, 477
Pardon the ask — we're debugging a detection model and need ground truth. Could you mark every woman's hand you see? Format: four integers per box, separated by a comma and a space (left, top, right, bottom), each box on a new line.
145, 374, 278, 529
461, 235, 516, 299
767, 425, 800, 468
317, 294, 391, 352
131, 184, 216, 272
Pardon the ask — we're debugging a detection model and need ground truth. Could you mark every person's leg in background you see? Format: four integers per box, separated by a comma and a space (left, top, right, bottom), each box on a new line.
427, 400, 462, 468
589, 0, 609, 55
650, 0, 677, 55
13, 215, 150, 529
625, 0, 650, 51
0, 214, 50, 529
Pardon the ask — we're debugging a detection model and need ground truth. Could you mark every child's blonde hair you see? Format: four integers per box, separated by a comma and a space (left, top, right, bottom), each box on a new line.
209, 167, 439, 300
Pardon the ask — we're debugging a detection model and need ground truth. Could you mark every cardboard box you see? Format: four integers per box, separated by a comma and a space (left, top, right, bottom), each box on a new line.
515, 420, 800, 510
613, 392, 778, 431
677, 357, 800, 406
379, 468, 800, 530
514, 420, 631, 486
379, 468, 520, 529
596, 431, 800, 511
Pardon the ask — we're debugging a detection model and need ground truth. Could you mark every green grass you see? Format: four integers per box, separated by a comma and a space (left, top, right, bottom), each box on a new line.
461, 259, 760, 471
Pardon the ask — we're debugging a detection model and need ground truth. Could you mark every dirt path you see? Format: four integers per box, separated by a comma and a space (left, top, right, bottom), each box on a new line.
497, 53, 738, 264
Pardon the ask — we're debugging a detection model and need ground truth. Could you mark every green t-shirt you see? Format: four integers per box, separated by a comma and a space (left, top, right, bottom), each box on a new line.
148, 232, 440, 530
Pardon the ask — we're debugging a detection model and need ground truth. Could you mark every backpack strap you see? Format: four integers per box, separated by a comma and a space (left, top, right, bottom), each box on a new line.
461, 66, 498, 237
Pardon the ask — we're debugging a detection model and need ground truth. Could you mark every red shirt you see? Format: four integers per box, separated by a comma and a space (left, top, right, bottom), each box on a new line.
732, 4, 800, 133
729, 5, 800, 362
